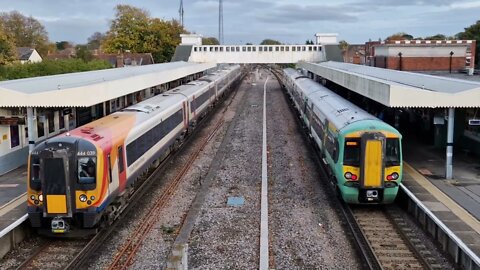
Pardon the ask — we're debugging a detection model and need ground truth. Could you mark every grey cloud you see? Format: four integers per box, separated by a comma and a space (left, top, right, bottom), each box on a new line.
256, 4, 359, 23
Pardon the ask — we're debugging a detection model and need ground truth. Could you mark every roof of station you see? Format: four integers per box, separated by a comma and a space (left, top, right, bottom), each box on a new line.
299, 61, 480, 108
0, 61, 216, 108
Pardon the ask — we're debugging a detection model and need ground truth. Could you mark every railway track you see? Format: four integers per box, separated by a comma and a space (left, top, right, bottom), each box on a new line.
16, 239, 89, 270
10, 77, 244, 270
342, 203, 448, 270
106, 118, 225, 270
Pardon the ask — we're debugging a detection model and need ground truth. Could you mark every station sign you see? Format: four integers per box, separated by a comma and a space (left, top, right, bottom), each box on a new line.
0, 117, 26, 125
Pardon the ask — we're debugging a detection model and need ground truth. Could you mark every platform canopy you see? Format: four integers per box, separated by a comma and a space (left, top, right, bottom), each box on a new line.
0, 61, 215, 107
299, 61, 480, 108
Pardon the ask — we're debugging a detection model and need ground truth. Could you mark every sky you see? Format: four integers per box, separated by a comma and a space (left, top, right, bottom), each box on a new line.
1, 0, 480, 45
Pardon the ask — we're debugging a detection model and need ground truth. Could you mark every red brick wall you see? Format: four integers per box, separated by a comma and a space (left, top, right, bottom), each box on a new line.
375, 56, 467, 71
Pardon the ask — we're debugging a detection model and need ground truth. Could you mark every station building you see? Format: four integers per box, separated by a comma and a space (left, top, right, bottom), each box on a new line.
365, 39, 476, 74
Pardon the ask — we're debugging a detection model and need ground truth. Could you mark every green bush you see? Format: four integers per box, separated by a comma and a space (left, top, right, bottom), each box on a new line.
0, 59, 112, 81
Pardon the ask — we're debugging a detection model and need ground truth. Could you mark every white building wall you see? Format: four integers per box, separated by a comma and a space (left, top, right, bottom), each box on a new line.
375, 46, 468, 57
28, 50, 43, 63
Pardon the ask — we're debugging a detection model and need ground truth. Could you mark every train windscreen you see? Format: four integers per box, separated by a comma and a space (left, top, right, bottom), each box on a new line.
78, 157, 96, 184
385, 138, 401, 166
344, 139, 361, 166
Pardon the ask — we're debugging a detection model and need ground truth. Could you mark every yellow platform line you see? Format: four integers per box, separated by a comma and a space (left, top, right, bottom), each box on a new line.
404, 162, 480, 235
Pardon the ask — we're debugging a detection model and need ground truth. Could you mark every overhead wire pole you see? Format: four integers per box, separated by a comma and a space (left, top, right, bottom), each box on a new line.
218, 0, 224, 44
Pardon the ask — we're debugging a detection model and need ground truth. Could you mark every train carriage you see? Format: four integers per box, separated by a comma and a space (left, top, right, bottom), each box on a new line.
27, 65, 241, 235
283, 68, 402, 204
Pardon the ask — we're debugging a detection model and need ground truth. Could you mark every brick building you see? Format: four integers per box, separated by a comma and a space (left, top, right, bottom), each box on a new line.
365, 40, 476, 74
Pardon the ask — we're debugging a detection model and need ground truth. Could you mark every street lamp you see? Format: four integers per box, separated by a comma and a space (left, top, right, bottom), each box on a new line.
449, 51, 454, 73
398, 52, 403, 71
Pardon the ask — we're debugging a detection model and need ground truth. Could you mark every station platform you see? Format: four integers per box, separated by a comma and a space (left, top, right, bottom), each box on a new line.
403, 140, 480, 255
0, 166, 28, 235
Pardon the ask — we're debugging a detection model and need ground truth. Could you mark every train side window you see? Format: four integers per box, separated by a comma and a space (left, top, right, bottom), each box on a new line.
78, 157, 96, 184
107, 154, 113, 183
385, 138, 400, 166
344, 139, 361, 166
31, 156, 41, 182
118, 145, 125, 174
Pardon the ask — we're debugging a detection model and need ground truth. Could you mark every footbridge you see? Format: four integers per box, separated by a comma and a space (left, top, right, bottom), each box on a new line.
172, 44, 343, 64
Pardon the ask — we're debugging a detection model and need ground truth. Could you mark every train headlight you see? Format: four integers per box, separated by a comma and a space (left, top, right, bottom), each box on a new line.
38, 194, 43, 202
344, 172, 352, 179
79, 194, 88, 202
30, 195, 36, 200
90, 196, 95, 201
391, 172, 399, 180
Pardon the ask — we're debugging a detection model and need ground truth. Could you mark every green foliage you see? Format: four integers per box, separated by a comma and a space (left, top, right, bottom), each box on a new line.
0, 23, 15, 64
202, 37, 219, 45
76, 45, 93, 62
386, 32, 413, 41
0, 11, 50, 56
0, 59, 112, 81
305, 40, 314, 45
102, 4, 186, 63
56, 41, 73, 50
260, 39, 282, 45
338, 40, 349, 51
457, 20, 480, 66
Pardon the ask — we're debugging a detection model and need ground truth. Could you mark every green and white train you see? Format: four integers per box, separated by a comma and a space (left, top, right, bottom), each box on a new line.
282, 68, 402, 204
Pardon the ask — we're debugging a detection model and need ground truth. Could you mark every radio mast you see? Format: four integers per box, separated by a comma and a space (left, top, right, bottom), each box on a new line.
218, 0, 224, 44
179, 0, 184, 27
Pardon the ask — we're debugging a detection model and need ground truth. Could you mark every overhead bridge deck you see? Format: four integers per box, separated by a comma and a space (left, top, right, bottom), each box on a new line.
173, 44, 343, 64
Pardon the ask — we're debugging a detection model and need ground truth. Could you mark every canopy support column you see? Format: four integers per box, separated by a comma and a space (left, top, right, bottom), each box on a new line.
446, 108, 455, 179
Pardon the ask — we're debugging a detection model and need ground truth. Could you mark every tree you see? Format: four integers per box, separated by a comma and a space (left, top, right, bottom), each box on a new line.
457, 20, 480, 66
339, 40, 349, 51
76, 45, 93, 62
0, 23, 15, 64
102, 5, 151, 54
0, 11, 50, 56
305, 40, 314, 45
102, 5, 186, 63
202, 37, 219, 45
425, 34, 447, 40
386, 32, 413, 41
56, 41, 74, 51
260, 39, 282, 45
87, 32, 106, 50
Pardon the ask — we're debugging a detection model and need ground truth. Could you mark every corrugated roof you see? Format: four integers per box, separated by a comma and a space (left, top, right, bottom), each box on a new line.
299, 61, 480, 108
0, 61, 216, 107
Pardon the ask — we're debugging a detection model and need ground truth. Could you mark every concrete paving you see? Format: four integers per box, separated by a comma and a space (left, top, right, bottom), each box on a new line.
0, 166, 28, 234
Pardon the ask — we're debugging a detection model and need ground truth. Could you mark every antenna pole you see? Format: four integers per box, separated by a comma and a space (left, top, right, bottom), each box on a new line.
218, 0, 224, 44
179, 0, 184, 27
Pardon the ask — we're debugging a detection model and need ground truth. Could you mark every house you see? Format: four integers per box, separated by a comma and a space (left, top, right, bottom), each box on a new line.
343, 44, 366, 64
46, 48, 76, 60
16, 47, 42, 64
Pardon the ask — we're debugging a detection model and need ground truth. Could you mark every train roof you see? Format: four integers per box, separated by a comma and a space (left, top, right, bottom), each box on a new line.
66, 91, 185, 148
284, 68, 399, 135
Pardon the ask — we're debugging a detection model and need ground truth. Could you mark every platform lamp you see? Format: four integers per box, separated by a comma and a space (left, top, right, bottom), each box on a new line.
449, 51, 454, 73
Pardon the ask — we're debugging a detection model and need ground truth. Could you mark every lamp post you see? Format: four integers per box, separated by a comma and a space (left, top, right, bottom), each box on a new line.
398, 52, 403, 71
449, 51, 454, 73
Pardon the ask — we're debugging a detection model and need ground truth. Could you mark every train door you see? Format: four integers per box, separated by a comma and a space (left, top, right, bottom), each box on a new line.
41, 150, 73, 218
359, 132, 385, 202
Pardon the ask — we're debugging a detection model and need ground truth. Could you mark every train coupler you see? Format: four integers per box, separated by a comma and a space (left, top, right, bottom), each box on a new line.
51, 217, 70, 234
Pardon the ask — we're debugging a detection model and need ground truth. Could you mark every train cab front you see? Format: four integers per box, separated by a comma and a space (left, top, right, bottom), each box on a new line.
341, 132, 402, 204
27, 137, 101, 236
